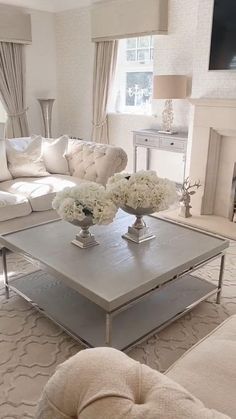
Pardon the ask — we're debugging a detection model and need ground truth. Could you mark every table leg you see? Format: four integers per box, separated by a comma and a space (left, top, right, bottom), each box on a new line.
2, 247, 9, 299
105, 313, 112, 346
216, 253, 225, 304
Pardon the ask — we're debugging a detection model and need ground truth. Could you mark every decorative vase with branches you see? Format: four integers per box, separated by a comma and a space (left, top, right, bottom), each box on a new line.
179, 177, 201, 218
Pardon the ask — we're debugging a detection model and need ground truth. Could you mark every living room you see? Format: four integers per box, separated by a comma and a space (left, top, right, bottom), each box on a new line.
0, 0, 235, 418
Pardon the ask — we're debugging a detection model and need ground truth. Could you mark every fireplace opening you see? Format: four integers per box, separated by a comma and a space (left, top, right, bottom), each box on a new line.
229, 163, 236, 222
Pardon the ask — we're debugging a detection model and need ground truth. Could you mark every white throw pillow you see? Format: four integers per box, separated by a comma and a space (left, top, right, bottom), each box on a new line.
42, 135, 69, 175
7, 137, 32, 151
0, 140, 12, 182
6, 136, 49, 178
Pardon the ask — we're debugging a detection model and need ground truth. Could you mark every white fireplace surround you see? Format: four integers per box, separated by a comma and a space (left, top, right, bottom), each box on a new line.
187, 98, 236, 219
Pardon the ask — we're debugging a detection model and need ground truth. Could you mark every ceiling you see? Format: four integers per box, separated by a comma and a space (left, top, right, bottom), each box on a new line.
0, 0, 105, 12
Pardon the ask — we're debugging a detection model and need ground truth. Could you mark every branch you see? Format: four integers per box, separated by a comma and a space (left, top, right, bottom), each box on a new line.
182, 178, 201, 193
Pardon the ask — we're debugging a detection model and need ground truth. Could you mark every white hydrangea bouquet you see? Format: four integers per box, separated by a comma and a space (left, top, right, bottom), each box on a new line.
107, 170, 176, 243
52, 182, 117, 248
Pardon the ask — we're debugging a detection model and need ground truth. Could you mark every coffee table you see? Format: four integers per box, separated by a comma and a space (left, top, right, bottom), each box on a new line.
0, 212, 229, 351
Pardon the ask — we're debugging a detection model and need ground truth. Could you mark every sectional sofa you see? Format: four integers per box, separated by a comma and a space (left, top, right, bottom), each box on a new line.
0, 136, 128, 235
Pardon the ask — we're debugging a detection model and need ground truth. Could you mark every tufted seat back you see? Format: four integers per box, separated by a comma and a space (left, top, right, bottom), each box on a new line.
66, 140, 128, 185
35, 348, 229, 419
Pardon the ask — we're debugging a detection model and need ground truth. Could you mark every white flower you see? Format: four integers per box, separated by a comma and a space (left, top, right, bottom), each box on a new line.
107, 171, 177, 212
93, 200, 117, 224
57, 197, 75, 222
52, 181, 118, 225
107, 172, 130, 185
106, 177, 128, 206
73, 202, 87, 221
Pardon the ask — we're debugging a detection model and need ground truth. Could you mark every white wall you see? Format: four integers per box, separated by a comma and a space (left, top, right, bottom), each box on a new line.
0, 8, 57, 137
192, 0, 236, 98
152, 0, 198, 126
55, 0, 198, 176
55, 7, 94, 139
109, 0, 198, 174
2, 0, 236, 149
0, 102, 6, 124
25, 10, 58, 136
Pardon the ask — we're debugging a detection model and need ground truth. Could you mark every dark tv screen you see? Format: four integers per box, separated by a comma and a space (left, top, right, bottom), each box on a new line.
209, 0, 236, 70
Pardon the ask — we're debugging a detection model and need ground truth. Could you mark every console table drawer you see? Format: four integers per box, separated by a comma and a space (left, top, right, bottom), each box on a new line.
159, 137, 186, 152
133, 129, 188, 174
135, 135, 159, 147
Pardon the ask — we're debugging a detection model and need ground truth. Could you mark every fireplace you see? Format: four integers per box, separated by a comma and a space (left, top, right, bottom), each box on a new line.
187, 99, 236, 220
229, 163, 236, 222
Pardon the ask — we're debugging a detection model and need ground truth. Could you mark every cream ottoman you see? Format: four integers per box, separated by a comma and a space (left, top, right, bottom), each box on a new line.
35, 341, 232, 419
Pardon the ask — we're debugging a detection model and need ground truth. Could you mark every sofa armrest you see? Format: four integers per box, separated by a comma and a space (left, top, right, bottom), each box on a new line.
166, 315, 236, 418
66, 140, 128, 185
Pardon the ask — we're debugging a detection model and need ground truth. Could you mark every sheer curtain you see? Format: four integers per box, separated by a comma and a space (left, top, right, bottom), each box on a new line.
92, 40, 118, 144
0, 42, 29, 138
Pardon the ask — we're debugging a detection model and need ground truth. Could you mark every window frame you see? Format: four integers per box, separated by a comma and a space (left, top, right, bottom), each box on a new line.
110, 36, 154, 115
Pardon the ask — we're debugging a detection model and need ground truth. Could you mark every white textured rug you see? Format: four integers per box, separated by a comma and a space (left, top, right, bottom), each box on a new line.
1, 243, 236, 419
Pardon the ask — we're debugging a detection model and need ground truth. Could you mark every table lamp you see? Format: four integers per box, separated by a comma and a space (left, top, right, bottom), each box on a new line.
153, 75, 187, 134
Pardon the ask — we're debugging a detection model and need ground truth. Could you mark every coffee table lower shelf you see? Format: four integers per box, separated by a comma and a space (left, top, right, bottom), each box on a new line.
8, 271, 217, 351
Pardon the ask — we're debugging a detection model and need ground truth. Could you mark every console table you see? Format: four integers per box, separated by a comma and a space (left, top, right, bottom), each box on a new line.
133, 129, 188, 178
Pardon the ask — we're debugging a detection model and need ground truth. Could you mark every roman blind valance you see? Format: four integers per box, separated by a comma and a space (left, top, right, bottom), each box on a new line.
0, 9, 32, 44
91, 0, 168, 42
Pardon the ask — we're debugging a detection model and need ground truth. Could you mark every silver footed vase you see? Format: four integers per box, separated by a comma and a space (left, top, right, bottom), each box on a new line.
121, 205, 156, 244
69, 216, 99, 249
38, 98, 55, 138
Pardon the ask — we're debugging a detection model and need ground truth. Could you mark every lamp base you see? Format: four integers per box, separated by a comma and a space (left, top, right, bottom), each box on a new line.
158, 130, 178, 135
161, 99, 176, 134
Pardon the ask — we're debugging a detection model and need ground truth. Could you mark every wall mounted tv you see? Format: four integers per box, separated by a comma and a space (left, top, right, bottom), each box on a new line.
209, 0, 236, 70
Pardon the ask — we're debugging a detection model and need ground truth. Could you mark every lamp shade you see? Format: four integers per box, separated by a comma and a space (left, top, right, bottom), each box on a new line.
153, 75, 187, 99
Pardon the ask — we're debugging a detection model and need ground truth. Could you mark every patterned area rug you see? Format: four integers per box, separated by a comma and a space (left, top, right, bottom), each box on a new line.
1, 242, 236, 418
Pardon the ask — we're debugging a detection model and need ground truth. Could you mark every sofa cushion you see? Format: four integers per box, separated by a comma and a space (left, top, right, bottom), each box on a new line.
42, 135, 70, 175
7, 135, 70, 175
166, 315, 236, 418
6, 136, 49, 178
0, 175, 85, 212
0, 139, 12, 182
7, 137, 32, 151
35, 347, 229, 419
66, 140, 128, 185
0, 191, 31, 222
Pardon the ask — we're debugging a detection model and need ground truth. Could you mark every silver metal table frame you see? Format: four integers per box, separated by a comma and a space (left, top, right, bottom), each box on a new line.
1, 246, 226, 351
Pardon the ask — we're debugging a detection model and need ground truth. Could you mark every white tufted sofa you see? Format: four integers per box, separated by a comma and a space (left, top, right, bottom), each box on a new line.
0, 139, 127, 235
35, 316, 236, 418
66, 139, 127, 185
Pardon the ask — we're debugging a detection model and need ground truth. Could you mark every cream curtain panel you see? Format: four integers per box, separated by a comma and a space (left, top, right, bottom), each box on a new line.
92, 40, 118, 144
0, 42, 29, 138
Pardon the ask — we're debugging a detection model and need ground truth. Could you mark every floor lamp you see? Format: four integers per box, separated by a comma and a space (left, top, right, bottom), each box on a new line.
153, 75, 187, 134
38, 98, 55, 138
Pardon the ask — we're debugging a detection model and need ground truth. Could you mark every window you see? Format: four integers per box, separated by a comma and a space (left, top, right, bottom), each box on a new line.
110, 36, 154, 114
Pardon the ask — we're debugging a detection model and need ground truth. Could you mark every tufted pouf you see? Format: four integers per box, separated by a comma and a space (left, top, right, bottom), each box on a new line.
35, 347, 230, 419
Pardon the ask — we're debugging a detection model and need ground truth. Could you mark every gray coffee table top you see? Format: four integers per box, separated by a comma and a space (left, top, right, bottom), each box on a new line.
0, 212, 229, 311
